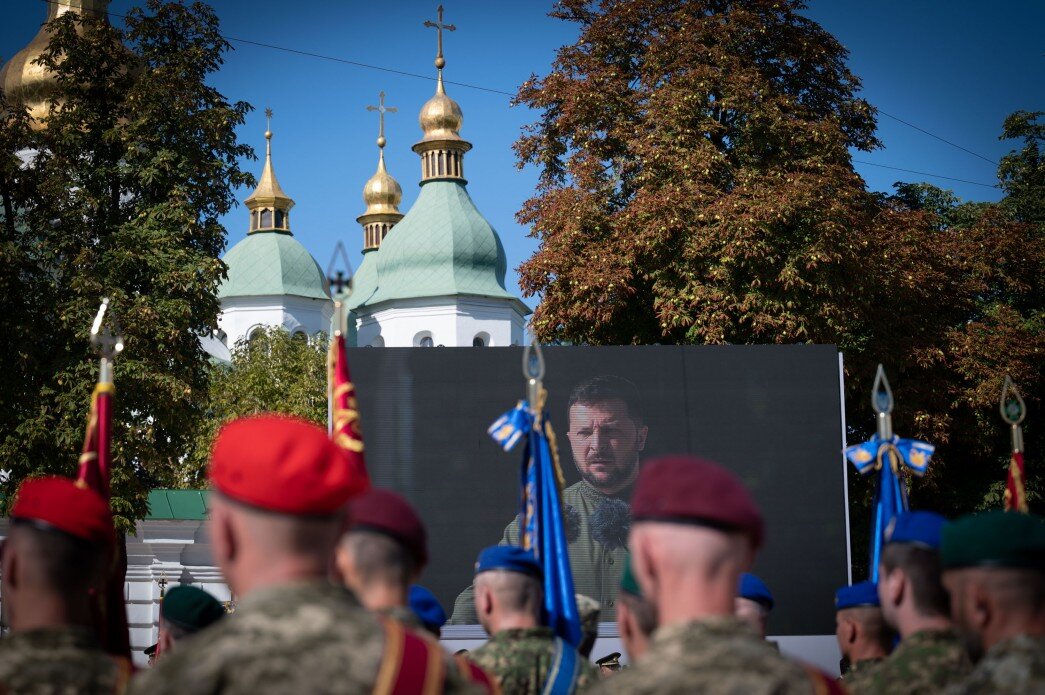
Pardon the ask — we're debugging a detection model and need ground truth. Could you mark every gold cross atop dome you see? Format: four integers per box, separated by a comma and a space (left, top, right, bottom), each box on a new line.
424, 5, 456, 70
366, 92, 397, 149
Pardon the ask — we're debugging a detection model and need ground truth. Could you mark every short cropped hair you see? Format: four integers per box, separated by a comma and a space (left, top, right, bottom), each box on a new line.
619, 592, 657, 637
10, 520, 108, 596
342, 530, 417, 589
881, 543, 950, 618
568, 375, 645, 423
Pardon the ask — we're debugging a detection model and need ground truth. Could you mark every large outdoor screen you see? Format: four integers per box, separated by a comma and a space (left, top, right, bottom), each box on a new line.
349, 345, 848, 635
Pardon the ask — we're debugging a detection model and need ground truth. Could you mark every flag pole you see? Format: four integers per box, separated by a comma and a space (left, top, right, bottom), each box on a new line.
1000, 376, 1028, 512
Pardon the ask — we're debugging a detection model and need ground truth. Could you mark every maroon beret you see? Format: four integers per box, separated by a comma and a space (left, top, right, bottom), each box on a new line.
11, 476, 115, 545
347, 488, 428, 567
209, 414, 359, 516
631, 455, 764, 548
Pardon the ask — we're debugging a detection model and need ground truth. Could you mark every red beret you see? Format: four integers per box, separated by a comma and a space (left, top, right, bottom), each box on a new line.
347, 488, 428, 567
11, 476, 115, 545
209, 414, 357, 516
631, 455, 764, 548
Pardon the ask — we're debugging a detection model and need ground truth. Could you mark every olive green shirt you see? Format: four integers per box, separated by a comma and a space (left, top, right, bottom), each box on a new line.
0, 626, 122, 695
848, 628, 971, 694
942, 634, 1045, 694
469, 626, 597, 695
449, 481, 629, 624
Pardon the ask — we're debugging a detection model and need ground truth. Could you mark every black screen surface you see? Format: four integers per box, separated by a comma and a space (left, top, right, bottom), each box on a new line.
348, 345, 848, 635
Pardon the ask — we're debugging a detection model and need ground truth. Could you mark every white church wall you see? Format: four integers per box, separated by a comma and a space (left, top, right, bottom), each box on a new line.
218, 295, 333, 347
355, 296, 527, 348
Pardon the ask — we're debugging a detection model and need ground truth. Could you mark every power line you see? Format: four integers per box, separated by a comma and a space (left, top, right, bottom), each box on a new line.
877, 109, 999, 166
852, 160, 999, 189
33, 0, 1002, 190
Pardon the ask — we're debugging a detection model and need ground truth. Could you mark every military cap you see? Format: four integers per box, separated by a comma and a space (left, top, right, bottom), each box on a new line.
209, 414, 357, 515
575, 594, 601, 634
10, 476, 114, 545
885, 510, 946, 550
835, 580, 880, 610
631, 455, 764, 547
161, 585, 225, 633
143, 643, 157, 656
596, 652, 622, 669
620, 552, 642, 597
738, 573, 774, 611
348, 488, 428, 566
408, 585, 446, 632
941, 510, 1045, 570
475, 545, 541, 578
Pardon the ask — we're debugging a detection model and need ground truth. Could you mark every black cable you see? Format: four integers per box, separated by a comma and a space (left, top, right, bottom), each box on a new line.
853, 160, 999, 188
877, 109, 999, 166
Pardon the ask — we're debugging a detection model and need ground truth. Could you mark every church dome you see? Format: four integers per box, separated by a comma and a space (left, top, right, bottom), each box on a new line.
344, 252, 379, 311
219, 231, 329, 301
362, 152, 403, 215
418, 75, 464, 143
361, 180, 516, 307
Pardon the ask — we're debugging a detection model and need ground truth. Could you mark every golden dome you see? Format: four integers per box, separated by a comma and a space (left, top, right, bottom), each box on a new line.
418, 72, 464, 143
245, 128, 294, 212
362, 150, 403, 215
0, 1, 110, 130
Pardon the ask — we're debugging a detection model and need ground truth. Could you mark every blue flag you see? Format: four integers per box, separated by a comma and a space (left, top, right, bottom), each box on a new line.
845, 434, 934, 581
490, 400, 582, 647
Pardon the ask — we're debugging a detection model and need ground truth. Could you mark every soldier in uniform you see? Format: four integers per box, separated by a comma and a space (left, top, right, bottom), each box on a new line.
334, 487, 428, 632
594, 455, 841, 694
128, 414, 480, 695
835, 581, 893, 684
155, 585, 226, 657
468, 545, 598, 694
0, 476, 126, 694
408, 585, 447, 638
940, 510, 1045, 694
451, 376, 647, 624
735, 573, 774, 640
849, 511, 971, 693
616, 553, 656, 662
575, 594, 601, 658
594, 653, 621, 676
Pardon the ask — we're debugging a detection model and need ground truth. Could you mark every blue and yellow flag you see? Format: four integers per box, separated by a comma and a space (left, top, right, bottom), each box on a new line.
489, 398, 582, 647
845, 434, 934, 581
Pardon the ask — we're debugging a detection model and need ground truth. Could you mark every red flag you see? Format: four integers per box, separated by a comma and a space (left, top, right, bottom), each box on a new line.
1005, 451, 1029, 513
77, 381, 133, 667
328, 333, 371, 494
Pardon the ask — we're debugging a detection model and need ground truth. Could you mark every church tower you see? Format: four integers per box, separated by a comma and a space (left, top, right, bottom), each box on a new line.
216, 114, 331, 348
347, 7, 529, 347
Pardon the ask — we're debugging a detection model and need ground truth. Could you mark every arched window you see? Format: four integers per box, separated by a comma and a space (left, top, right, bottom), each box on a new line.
473, 332, 489, 347
420, 336, 434, 348
260, 209, 273, 228
275, 210, 285, 228
249, 212, 257, 231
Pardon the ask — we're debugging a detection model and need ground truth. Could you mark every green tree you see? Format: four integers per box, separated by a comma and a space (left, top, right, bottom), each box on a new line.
0, 1, 253, 525
998, 110, 1044, 227
180, 328, 329, 486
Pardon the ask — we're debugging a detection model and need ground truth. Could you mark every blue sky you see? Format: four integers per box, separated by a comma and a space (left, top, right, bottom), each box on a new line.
3, 1, 1043, 307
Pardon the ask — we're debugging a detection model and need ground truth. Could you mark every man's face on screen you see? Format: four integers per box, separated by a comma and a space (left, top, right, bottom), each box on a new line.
567, 398, 648, 495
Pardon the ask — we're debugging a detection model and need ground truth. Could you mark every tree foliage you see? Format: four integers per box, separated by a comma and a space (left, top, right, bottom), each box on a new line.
0, 1, 253, 526
514, 0, 1043, 519
180, 328, 328, 486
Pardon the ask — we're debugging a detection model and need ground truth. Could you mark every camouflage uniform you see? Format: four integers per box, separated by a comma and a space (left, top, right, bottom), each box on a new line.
128, 581, 480, 695
594, 617, 832, 694
469, 626, 598, 694
0, 626, 123, 694
840, 657, 885, 686
847, 628, 971, 694
942, 634, 1045, 694
378, 605, 426, 633
450, 481, 629, 624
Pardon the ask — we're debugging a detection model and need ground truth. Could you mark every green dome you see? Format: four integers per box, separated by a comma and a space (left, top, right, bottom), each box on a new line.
219, 231, 330, 300
344, 251, 379, 311
360, 181, 518, 308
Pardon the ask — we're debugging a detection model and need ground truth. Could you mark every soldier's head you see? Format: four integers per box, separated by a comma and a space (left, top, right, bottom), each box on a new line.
566, 376, 648, 495
940, 511, 1045, 656
1, 477, 114, 632
472, 546, 543, 636
207, 415, 359, 597
334, 488, 427, 611
877, 511, 951, 635
157, 585, 225, 655
735, 573, 774, 639
617, 553, 657, 660
628, 456, 763, 627
834, 581, 893, 663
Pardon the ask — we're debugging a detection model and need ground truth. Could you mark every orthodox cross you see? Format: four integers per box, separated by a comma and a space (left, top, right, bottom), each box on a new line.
424, 5, 456, 69
265, 107, 273, 131
157, 573, 168, 599
366, 92, 397, 149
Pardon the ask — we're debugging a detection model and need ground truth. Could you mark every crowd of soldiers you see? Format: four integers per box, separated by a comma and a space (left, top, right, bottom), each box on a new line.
0, 413, 1042, 694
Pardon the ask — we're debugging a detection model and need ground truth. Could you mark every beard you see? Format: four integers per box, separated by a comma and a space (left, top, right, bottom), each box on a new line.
580, 458, 638, 493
